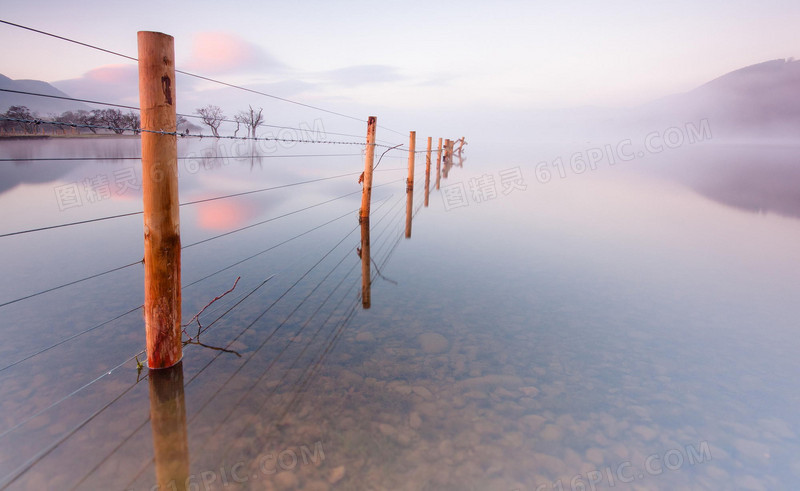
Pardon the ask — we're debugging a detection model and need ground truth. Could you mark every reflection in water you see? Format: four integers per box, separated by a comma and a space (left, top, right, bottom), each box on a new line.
360, 218, 371, 309
194, 141, 265, 171
405, 184, 413, 239
148, 363, 189, 491
11, 137, 800, 489
656, 144, 800, 220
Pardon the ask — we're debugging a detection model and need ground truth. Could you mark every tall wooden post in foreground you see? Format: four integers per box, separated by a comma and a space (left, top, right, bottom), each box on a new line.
424, 137, 432, 207
139, 31, 181, 369
405, 132, 415, 238
435, 138, 442, 190
360, 117, 376, 309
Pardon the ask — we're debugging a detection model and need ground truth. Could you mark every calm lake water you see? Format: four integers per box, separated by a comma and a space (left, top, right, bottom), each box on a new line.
1, 135, 799, 490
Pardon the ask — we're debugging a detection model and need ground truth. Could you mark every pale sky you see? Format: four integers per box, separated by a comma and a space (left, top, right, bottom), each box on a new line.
1, 0, 798, 137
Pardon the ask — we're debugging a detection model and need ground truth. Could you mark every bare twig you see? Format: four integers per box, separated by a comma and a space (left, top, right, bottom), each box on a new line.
370, 257, 398, 285
182, 276, 241, 338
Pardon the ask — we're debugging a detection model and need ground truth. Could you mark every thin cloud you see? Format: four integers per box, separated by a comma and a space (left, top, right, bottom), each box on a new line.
52, 64, 139, 106
182, 32, 286, 75
319, 65, 405, 87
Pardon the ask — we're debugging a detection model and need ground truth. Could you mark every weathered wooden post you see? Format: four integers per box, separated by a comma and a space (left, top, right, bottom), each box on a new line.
360, 116, 377, 220
406, 131, 416, 192
149, 362, 189, 490
360, 117, 376, 309
138, 31, 181, 369
435, 137, 442, 190
424, 136, 432, 207
405, 131, 415, 239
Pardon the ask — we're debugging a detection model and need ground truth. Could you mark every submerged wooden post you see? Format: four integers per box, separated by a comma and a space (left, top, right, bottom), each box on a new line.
139, 31, 181, 369
436, 137, 442, 190
149, 362, 189, 491
424, 136, 432, 207
405, 186, 413, 239
405, 131, 415, 238
360, 219, 371, 309
360, 117, 377, 220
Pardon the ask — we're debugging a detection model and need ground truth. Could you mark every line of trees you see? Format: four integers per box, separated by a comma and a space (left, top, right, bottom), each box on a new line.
1, 103, 266, 137
0, 105, 141, 135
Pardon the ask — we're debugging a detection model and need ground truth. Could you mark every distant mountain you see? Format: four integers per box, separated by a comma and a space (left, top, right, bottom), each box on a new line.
0, 73, 89, 115
640, 58, 800, 138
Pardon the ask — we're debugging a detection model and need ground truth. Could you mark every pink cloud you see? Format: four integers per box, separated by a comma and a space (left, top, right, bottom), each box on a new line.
53, 64, 139, 106
182, 32, 284, 75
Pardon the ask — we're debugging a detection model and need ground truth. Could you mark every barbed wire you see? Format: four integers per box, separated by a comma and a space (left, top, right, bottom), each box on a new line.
0, 116, 388, 146
0, 154, 364, 163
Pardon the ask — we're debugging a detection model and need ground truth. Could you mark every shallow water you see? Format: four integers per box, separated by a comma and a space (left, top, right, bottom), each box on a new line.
1, 136, 799, 490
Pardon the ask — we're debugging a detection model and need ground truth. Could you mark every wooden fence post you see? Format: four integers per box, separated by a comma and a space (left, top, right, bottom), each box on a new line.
360, 117, 377, 220
360, 117, 376, 309
405, 131, 415, 238
424, 136, 432, 207
138, 31, 181, 369
436, 137, 442, 190
407, 131, 416, 192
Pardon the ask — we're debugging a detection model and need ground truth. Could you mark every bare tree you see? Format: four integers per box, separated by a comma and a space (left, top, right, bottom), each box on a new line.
4, 106, 37, 133
232, 116, 242, 138
236, 105, 264, 138
94, 109, 127, 134
123, 111, 141, 135
195, 105, 225, 137
56, 110, 99, 134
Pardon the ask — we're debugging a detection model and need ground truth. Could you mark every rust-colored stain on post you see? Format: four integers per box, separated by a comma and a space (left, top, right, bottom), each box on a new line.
360, 117, 377, 220
424, 136, 432, 207
138, 31, 181, 369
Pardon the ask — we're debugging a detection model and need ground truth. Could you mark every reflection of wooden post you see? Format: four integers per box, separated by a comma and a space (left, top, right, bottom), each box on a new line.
435, 137, 442, 190
424, 137, 432, 207
149, 362, 189, 491
139, 31, 181, 369
360, 219, 371, 309
405, 185, 413, 239
360, 117, 377, 220
405, 131, 415, 239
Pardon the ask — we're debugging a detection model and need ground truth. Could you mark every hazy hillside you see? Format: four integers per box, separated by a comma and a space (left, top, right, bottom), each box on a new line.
640, 58, 800, 138
0, 73, 89, 115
